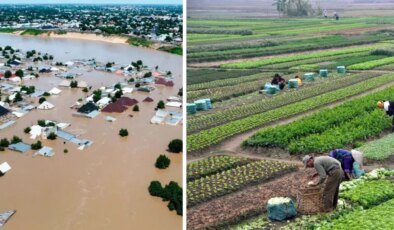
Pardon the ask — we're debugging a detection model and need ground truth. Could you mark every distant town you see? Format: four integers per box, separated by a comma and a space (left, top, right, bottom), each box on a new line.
0, 4, 183, 50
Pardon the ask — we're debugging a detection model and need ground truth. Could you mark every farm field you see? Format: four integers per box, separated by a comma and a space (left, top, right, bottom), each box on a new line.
187, 13, 394, 230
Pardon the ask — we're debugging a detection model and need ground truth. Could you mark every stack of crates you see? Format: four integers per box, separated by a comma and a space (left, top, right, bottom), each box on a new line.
202, 98, 212, 109
337, 66, 346, 74
304, 73, 315, 81
288, 79, 298, 88
320, 69, 328, 77
187, 103, 197, 115
194, 99, 208, 111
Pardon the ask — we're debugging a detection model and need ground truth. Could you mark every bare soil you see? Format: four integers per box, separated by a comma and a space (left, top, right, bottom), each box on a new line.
187, 168, 316, 230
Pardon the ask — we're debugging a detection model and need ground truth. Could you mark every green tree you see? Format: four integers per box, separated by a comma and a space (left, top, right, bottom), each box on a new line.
15, 69, 24, 78
13, 92, 23, 103
39, 97, 46, 104
70, 80, 78, 88
155, 155, 171, 169
0, 138, 10, 147
168, 139, 182, 153
37, 120, 46, 127
119, 128, 129, 137
47, 132, 57, 140
31, 141, 42, 150
4, 70, 12, 78
10, 136, 22, 144
115, 90, 123, 98
148, 181, 163, 197
24, 127, 31, 134
133, 105, 139, 112
157, 100, 165, 109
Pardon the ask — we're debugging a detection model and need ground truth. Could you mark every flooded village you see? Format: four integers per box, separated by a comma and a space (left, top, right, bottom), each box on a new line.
0, 33, 182, 229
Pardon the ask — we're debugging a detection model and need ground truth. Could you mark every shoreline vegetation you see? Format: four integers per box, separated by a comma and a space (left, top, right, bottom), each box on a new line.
0, 28, 182, 55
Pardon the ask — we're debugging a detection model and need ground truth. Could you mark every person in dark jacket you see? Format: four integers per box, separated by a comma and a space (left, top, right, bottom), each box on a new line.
377, 101, 394, 131
329, 149, 354, 180
271, 74, 285, 90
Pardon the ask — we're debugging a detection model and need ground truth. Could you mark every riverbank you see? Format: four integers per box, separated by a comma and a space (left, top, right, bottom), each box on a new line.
0, 30, 182, 55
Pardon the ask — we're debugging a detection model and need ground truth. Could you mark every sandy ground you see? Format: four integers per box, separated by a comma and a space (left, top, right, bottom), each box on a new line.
49, 32, 129, 44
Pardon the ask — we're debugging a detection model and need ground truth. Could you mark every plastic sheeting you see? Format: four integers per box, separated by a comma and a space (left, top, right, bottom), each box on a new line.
267, 197, 297, 221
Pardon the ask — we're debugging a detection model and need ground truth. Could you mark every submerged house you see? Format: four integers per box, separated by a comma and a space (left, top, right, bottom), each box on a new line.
75, 102, 100, 118
8, 142, 31, 153
102, 102, 127, 113
0, 105, 10, 118
116, 97, 138, 107
78, 102, 99, 114
143, 97, 154, 102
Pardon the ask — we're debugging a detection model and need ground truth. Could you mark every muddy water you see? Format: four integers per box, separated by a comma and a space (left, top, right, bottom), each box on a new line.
0, 34, 182, 230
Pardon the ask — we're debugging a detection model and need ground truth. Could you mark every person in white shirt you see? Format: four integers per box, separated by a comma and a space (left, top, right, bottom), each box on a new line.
377, 101, 394, 131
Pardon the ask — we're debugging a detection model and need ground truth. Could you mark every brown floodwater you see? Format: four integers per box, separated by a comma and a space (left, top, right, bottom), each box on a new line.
0, 34, 183, 230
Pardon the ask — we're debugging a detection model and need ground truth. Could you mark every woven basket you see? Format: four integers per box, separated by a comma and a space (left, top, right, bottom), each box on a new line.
297, 187, 324, 214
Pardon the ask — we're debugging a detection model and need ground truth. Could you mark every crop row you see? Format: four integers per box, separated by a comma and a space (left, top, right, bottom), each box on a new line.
187, 69, 260, 85
187, 160, 296, 207
188, 73, 377, 134
340, 180, 394, 208
187, 155, 253, 181
348, 56, 394, 70
356, 133, 394, 160
319, 198, 394, 230
188, 72, 273, 92
187, 73, 394, 152
222, 44, 386, 69
245, 81, 392, 149
288, 110, 391, 154
188, 35, 391, 63
187, 76, 279, 102
263, 52, 369, 70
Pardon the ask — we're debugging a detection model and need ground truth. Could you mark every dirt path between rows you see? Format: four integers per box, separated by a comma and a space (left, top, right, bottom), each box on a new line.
188, 80, 394, 161
187, 168, 315, 230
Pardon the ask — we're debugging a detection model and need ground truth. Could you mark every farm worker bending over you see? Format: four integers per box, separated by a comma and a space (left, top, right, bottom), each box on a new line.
271, 74, 286, 90
377, 100, 394, 131
295, 75, 302, 86
303, 155, 343, 212
328, 149, 355, 180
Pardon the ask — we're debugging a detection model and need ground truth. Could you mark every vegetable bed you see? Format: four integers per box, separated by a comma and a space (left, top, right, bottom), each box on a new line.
187, 160, 296, 207
187, 155, 253, 181
356, 133, 394, 160
188, 73, 394, 153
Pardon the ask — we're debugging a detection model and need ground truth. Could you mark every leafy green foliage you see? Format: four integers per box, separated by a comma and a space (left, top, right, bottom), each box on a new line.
348, 56, 394, 70
119, 129, 128, 137
47, 132, 57, 140
0, 138, 10, 148
31, 141, 42, 150
340, 180, 394, 208
10, 136, 22, 144
357, 133, 394, 160
148, 181, 183, 215
319, 199, 394, 230
188, 74, 394, 152
168, 139, 182, 153
246, 85, 394, 154
188, 73, 377, 134
187, 160, 296, 207
187, 155, 253, 181
155, 155, 171, 169
222, 45, 385, 69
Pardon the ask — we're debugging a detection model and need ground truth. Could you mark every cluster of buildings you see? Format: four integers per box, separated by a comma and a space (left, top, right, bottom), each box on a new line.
0, 5, 182, 44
